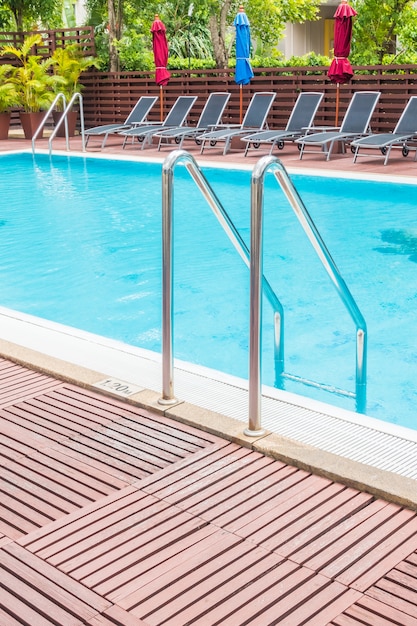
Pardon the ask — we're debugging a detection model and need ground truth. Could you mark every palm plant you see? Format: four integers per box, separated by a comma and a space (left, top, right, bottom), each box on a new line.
50, 44, 100, 109
0, 34, 62, 112
0, 63, 19, 113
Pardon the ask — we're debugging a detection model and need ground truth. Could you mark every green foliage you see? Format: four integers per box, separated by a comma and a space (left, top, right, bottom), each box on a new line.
51, 43, 100, 107
0, 63, 19, 111
168, 56, 216, 70
247, 0, 320, 52
0, 34, 63, 111
114, 30, 154, 72
169, 25, 213, 60
284, 52, 331, 67
0, 0, 63, 31
350, 0, 417, 65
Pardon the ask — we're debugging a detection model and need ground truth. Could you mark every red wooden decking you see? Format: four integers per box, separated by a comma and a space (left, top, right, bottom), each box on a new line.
1, 358, 417, 625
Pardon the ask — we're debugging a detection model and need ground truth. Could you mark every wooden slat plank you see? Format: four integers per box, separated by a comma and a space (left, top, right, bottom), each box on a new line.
123, 532, 247, 618
1, 567, 87, 625
47, 385, 224, 448
142, 446, 265, 503
334, 514, 417, 590
0, 587, 60, 626
344, 594, 417, 626
297, 588, 363, 626
367, 578, 417, 614
45, 496, 171, 567
83, 517, 214, 596
233, 478, 341, 541
195, 465, 305, 530
137, 440, 237, 492
87, 605, 148, 625
301, 501, 401, 572
3, 543, 112, 615
270, 491, 374, 558
32, 446, 128, 491
157, 453, 281, 515
19, 485, 139, 551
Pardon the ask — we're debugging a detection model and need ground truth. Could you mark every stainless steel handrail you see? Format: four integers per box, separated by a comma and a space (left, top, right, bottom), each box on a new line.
159, 149, 284, 417
31, 93, 67, 152
48, 92, 86, 154
248, 155, 367, 434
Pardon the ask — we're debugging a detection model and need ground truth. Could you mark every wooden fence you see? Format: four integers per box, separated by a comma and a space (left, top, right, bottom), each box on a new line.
0, 26, 95, 58
80, 65, 417, 134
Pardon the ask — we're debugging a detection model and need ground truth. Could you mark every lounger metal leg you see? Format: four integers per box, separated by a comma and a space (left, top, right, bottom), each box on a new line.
223, 137, 231, 155
353, 146, 360, 163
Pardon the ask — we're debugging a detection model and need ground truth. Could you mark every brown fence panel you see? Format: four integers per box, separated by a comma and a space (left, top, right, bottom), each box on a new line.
79, 65, 417, 134
0, 26, 95, 59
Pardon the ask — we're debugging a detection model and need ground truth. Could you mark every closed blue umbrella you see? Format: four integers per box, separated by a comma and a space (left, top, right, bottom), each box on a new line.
234, 5, 254, 122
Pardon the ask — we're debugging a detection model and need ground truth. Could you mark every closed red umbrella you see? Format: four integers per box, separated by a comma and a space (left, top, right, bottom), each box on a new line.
327, 0, 357, 125
151, 15, 171, 121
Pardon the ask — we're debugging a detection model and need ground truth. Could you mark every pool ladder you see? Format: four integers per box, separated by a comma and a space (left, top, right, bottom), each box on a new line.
31, 92, 86, 154
159, 151, 367, 435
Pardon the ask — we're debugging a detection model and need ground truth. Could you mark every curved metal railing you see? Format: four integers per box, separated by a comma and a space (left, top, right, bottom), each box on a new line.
159, 150, 367, 436
159, 149, 284, 412
248, 155, 367, 433
31, 92, 86, 154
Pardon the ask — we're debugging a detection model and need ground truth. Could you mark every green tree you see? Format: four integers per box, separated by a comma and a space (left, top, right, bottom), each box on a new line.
205, 0, 321, 68
86, 0, 321, 71
351, 0, 417, 65
0, 0, 63, 31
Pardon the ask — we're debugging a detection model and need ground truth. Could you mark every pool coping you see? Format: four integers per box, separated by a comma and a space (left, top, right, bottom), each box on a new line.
0, 324, 416, 512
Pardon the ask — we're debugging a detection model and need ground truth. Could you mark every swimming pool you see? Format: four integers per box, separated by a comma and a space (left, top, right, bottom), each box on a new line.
1, 151, 417, 431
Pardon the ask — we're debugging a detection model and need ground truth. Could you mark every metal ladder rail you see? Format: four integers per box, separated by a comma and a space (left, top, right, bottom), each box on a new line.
31, 93, 67, 152
159, 149, 285, 414
248, 155, 367, 434
48, 92, 86, 154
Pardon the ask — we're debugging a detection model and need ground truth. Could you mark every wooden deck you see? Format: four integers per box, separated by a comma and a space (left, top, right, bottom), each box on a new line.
1, 358, 417, 625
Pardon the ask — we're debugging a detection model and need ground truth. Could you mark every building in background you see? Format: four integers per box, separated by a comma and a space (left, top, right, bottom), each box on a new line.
279, 0, 339, 58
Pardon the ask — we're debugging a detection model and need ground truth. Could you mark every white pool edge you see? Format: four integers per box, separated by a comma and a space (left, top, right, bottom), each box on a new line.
0, 306, 416, 482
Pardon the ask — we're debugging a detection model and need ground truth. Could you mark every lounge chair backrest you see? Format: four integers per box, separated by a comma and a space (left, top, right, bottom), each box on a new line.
125, 96, 158, 125
394, 96, 417, 134
286, 92, 323, 132
241, 92, 276, 129
340, 91, 381, 134
163, 96, 198, 127
197, 92, 231, 127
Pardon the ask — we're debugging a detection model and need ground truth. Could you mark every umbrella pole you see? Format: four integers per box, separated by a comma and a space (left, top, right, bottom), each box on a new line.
240, 84, 243, 124
335, 83, 340, 127
160, 85, 164, 122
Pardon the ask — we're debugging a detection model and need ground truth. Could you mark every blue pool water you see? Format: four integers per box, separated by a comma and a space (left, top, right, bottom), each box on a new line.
1, 151, 417, 430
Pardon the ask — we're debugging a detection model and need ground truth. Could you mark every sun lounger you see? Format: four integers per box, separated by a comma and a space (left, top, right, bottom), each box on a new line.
296, 91, 381, 160
241, 92, 323, 156
84, 96, 158, 149
198, 92, 276, 155
351, 96, 417, 165
119, 96, 198, 150
154, 92, 231, 150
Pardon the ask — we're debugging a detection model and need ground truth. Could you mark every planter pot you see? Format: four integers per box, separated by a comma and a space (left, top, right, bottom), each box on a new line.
0, 112, 11, 140
19, 111, 46, 139
52, 110, 78, 137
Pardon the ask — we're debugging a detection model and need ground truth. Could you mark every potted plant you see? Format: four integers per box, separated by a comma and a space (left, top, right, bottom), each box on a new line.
0, 34, 63, 139
0, 63, 19, 139
50, 44, 99, 136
